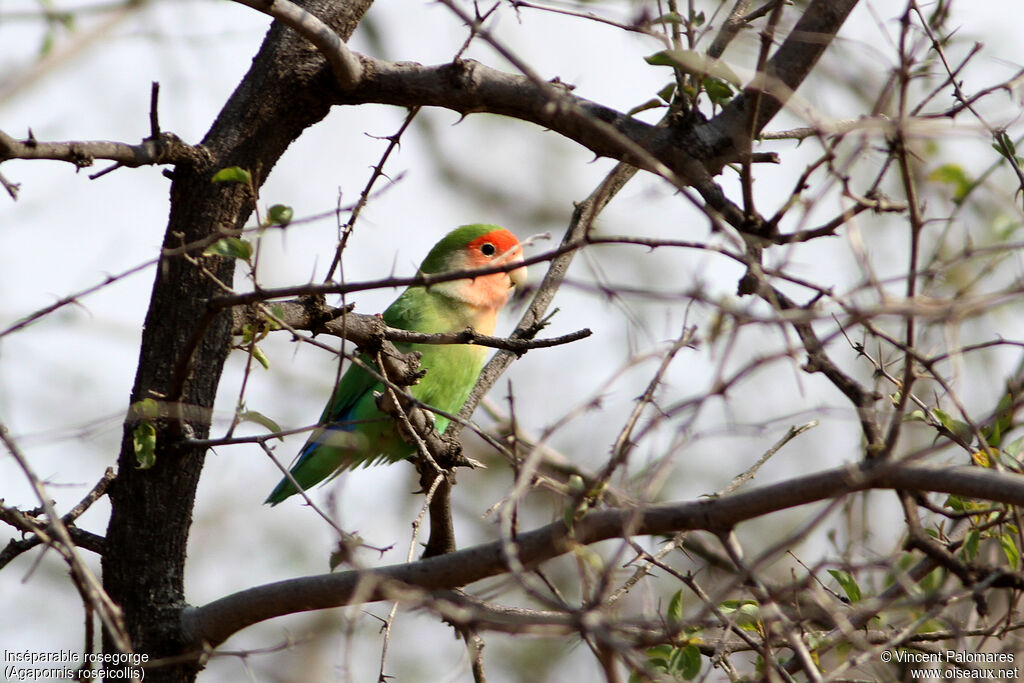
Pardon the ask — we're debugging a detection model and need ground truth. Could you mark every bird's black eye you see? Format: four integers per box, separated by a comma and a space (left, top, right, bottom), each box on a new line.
480, 242, 497, 256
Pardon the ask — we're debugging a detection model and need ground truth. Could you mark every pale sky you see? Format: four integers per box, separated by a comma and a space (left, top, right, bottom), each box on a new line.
2, 1, 1023, 679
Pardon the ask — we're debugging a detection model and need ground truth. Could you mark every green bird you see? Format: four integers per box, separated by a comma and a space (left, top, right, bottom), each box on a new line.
266, 224, 527, 505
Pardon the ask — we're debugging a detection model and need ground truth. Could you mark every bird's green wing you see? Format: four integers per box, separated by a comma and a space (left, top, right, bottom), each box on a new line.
264, 352, 387, 505
265, 290, 432, 505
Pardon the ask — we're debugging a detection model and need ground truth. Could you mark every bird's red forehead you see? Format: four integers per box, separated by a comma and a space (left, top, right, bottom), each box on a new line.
467, 229, 520, 254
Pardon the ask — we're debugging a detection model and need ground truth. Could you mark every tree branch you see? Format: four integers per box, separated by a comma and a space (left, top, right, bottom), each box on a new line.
336, 58, 712, 177
100, 0, 375, 669
0, 129, 210, 175
180, 460, 1024, 649
324, 0, 855, 217
456, 163, 639, 430
229, 0, 362, 89
6, 0, 857, 238
231, 296, 591, 354
713, 0, 861, 140
0, 467, 114, 568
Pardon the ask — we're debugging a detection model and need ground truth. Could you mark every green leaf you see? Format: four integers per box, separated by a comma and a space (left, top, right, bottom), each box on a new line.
919, 563, 944, 593
651, 11, 683, 25
982, 392, 1016, 448
645, 644, 674, 670
211, 166, 252, 184
927, 163, 972, 202
933, 408, 972, 442
267, 204, 294, 226
251, 344, 271, 370
993, 215, 1023, 241
657, 82, 676, 103
644, 49, 742, 87
131, 397, 161, 421
240, 324, 257, 345
241, 314, 283, 345
328, 547, 347, 571
675, 644, 702, 679
626, 98, 665, 117
563, 503, 576, 532
328, 532, 363, 571
905, 409, 929, 423
667, 589, 684, 622
133, 422, 157, 470
667, 646, 689, 676
963, 529, 980, 561
39, 32, 55, 58
1000, 532, 1020, 570
986, 421, 1002, 448
238, 410, 283, 437
993, 131, 1018, 159
572, 543, 604, 572
702, 77, 734, 106
1005, 435, 1024, 459
567, 474, 586, 496
997, 390, 1017, 416
718, 599, 760, 630
205, 237, 253, 261
1004, 133, 1018, 157
827, 569, 862, 603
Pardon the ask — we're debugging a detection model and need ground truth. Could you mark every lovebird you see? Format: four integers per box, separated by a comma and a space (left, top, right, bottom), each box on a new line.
266, 224, 527, 504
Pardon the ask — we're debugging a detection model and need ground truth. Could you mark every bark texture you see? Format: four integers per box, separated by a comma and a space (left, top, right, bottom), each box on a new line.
101, 2, 373, 680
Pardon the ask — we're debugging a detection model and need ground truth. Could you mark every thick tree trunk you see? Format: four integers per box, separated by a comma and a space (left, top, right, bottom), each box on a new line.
101, 2, 373, 680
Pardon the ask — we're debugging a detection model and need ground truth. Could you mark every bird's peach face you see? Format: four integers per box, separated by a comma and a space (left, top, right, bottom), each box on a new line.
464, 231, 526, 289
436, 230, 527, 314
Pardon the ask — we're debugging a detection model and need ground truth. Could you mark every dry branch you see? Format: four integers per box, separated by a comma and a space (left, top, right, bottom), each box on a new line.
230, 296, 591, 354
229, 0, 362, 89
0, 129, 210, 173
181, 461, 1024, 649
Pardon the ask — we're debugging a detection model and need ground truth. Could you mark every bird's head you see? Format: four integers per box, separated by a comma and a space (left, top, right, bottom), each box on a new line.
420, 224, 527, 312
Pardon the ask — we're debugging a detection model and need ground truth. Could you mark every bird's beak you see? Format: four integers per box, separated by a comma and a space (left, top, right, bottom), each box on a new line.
506, 248, 527, 289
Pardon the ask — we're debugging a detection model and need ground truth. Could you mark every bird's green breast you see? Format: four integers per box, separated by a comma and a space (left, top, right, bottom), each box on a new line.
384, 286, 490, 432
408, 342, 486, 432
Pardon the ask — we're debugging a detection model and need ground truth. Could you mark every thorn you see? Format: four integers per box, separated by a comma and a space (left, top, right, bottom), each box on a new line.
149, 81, 161, 138
463, 456, 486, 469
90, 162, 122, 180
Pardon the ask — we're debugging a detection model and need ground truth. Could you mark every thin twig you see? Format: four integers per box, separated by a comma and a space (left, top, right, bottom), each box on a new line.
717, 421, 818, 495
0, 421, 132, 653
